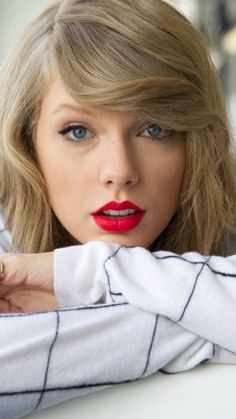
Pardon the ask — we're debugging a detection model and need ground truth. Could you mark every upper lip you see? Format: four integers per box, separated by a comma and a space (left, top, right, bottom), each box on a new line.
92, 200, 145, 214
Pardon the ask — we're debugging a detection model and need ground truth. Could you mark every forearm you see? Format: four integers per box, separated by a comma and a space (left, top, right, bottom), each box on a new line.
54, 241, 236, 352
1, 302, 232, 419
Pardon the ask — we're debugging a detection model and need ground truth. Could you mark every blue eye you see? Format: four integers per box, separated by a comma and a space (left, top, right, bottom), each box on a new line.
59, 124, 92, 143
141, 123, 171, 140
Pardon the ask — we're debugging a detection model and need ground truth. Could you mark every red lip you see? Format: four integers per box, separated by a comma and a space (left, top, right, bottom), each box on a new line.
91, 201, 146, 233
92, 200, 145, 214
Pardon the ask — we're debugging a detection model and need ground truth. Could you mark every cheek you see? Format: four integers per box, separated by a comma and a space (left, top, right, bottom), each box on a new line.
35, 146, 98, 220
162, 159, 185, 192
150, 145, 186, 211
42, 159, 82, 204
34, 141, 80, 209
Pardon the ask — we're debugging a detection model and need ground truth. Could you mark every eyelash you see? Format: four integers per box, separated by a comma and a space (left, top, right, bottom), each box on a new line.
58, 123, 173, 146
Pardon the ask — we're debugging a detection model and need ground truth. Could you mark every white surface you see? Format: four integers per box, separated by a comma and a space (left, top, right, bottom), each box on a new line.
25, 364, 236, 419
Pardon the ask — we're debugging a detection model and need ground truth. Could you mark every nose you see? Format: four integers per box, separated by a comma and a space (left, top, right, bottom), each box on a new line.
99, 136, 139, 189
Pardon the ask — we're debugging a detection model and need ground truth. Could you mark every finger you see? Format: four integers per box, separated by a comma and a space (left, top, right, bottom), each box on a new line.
0, 298, 23, 313
0, 254, 27, 287
0, 254, 16, 281
0, 260, 4, 280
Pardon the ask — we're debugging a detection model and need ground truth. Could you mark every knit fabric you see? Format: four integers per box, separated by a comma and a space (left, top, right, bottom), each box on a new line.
0, 211, 236, 418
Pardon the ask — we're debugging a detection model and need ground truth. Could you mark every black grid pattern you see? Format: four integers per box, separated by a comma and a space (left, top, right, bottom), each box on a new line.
1, 219, 236, 418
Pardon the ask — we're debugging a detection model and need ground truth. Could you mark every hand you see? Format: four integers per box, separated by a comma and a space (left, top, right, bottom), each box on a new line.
0, 252, 59, 313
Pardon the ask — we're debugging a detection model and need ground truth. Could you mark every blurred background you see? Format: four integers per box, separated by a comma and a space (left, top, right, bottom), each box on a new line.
0, 0, 236, 141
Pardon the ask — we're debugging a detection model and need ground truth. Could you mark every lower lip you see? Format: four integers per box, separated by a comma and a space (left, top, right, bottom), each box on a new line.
92, 212, 145, 233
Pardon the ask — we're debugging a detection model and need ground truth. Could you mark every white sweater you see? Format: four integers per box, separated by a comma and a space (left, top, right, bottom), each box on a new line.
0, 212, 236, 419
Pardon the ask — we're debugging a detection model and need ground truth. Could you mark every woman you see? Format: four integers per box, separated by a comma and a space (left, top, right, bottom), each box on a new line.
0, 0, 236, 417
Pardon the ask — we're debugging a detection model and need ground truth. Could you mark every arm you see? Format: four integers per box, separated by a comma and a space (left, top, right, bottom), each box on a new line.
54, 241, 236, 353
2, 212, 236, 353
1, 301, 234, 418
0, 222, 235, 417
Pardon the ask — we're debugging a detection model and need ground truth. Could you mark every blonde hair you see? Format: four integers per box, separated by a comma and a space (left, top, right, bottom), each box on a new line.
0, 0, 235, 254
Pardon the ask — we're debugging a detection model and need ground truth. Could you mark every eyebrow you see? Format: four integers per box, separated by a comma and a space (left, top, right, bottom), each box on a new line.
51, 103, 95, 116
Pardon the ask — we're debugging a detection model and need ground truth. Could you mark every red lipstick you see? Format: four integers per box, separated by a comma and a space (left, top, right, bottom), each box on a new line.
91, 200, 146, 233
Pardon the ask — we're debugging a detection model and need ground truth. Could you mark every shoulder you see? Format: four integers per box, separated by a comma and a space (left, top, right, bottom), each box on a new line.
0, 210, 12, 253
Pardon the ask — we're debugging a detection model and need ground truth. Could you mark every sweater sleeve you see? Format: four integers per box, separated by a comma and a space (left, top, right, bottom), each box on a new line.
0, 222, 236, 417
54, 241, 236, 354
0, 302, 227, 419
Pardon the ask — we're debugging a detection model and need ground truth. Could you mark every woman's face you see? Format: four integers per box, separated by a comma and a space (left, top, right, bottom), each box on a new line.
35, 76, 186, 248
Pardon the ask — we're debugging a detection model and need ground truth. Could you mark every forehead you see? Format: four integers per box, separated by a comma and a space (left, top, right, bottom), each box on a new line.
39, 74, 138, 120
41, 76, 78, 110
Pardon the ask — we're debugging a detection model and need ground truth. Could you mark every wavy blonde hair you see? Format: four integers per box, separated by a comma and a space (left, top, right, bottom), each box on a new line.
0, 0, 235, 255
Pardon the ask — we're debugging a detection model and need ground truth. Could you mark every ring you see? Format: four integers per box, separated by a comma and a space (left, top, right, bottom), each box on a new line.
0, 260, 4, 280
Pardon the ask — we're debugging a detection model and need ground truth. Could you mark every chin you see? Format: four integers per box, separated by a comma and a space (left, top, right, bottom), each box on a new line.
91, 234, 149, 248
